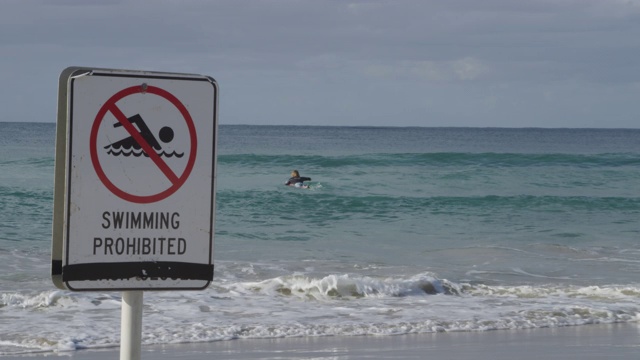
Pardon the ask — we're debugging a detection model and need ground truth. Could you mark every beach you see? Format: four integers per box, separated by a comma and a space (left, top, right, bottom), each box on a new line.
5, 323, 639, 359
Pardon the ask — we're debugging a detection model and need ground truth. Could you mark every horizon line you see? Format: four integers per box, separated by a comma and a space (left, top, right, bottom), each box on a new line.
2, 121, 639, 131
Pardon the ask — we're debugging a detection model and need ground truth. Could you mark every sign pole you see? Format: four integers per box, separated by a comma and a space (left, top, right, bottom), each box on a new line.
120, 290, 143, 360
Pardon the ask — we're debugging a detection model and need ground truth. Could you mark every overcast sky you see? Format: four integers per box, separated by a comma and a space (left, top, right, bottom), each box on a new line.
2, 0, 640, 127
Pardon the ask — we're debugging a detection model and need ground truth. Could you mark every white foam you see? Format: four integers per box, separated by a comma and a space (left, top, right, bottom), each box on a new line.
2, 267, 640, 355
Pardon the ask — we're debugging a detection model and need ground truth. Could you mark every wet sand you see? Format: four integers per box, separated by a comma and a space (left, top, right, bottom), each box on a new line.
6, 323, 640, 359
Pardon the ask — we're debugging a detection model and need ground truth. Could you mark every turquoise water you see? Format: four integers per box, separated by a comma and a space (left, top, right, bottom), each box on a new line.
1, 123, 640, 354
215, 126, 640, 284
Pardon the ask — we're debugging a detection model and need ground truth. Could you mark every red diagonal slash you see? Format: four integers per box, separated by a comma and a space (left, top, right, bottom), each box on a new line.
108, 105, 180, 185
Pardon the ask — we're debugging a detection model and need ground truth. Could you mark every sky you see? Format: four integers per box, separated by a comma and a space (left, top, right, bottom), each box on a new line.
2, 0, 640, 128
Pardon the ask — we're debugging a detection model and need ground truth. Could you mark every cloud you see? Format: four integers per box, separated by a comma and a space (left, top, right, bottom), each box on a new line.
2, 0, 640, 127
361, 57, 488, 82
453, 58, 488, 80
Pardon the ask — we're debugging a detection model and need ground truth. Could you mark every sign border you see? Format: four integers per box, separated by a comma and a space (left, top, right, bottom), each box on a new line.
52, 67, 218, 291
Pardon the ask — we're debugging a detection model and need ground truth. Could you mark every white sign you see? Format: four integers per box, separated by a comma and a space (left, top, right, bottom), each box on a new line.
52, 67, 218, 290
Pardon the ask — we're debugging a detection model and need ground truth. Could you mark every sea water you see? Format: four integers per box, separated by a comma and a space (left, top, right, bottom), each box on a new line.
1, 123, 639, 355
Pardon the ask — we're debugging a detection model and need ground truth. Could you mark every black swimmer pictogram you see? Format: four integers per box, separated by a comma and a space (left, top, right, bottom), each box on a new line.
104, 114, 184, 158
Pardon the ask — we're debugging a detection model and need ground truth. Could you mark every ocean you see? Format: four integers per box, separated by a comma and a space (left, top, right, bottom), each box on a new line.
1, 122, 639, 355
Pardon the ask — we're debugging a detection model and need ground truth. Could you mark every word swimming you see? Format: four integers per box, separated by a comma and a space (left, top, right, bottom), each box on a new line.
93, 237, 186, 255
102, 211, 180, 230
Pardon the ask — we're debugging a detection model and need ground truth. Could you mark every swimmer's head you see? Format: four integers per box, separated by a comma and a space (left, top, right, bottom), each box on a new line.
291, 170, 300, 177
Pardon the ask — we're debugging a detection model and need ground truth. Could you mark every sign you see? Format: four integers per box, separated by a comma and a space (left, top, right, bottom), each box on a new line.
52, 67, 218, 291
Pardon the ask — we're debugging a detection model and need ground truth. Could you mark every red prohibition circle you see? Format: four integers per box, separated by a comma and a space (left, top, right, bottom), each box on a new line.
90, 85, 197, 204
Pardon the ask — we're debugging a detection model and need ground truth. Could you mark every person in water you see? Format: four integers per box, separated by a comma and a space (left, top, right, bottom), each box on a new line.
285, 170, 311, 187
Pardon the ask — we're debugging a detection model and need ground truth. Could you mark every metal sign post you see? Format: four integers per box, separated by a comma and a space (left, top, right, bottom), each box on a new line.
52, 67, 218, 359
120, 291, 143, 360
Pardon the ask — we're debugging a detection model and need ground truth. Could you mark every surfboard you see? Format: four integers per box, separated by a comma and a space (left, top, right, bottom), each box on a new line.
286, 184, 310, 189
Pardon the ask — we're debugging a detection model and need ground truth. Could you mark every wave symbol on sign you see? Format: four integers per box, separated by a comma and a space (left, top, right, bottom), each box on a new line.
104, 114, 184, 158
